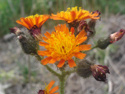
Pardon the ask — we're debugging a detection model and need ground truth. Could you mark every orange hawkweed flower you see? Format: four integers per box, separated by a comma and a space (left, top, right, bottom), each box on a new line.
51, 7, 100, 24
38, 80, 59, 94
38, 24, 91, 68
16, 14, 49, 40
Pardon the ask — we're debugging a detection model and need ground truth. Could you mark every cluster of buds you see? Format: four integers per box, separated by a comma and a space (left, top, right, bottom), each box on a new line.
77, 60, 110, 82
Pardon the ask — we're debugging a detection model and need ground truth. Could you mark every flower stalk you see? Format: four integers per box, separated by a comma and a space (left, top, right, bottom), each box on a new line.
59, 70, 66, 94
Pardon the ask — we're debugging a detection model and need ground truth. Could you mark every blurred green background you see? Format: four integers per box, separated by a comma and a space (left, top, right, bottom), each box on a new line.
0, 0, 125, 37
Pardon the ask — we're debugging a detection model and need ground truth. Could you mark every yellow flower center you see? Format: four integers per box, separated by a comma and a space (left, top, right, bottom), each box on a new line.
49, 31, 75, 58
26, 14, 43, 19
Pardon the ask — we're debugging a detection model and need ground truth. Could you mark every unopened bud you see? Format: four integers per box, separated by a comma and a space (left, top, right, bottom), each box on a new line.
38, 90, 45, 94
87, 10, 101, 37
110, 29, 125, 43
76, 60, 92, 78
97, 37, 111, 49
9, 27, 23, 36
18, 33, 38, 55
77, 20, 89, 32
91, 64, 110, 82
10, 27, 38, 55
87, 19, 96, 37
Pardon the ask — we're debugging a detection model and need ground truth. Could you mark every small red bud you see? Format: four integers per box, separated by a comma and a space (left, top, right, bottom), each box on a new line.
77, 20, 89, 32
110, 29, 125, 43
9, 27, 21, 35
91, 64, 110, 82
38, 90, 45, 94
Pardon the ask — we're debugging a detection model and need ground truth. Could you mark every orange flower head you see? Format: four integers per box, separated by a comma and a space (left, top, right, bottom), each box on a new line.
38, 24, 91, 68
16, 14, 49, 40
51, 7, 100, 24
38, 80, 59, 94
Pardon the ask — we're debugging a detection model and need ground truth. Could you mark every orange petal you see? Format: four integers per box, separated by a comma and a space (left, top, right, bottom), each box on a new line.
20, 18, 30, 29
16, 19, 30, 29
74, 52, 86, 59
79, 44, 91, 51
39, 42, 49, 46
16, 20, 23, 25
71, 11, 76, 20
57, 59, 65, 68
37, 50, 50, 56
68, 59, 76, 68
49, 86, 59, 93
47, 80, 55, 91
44, 32, 51, 39
42, 37, 48, 42
70, 27, 75, 34
41, 57, 52, 65
76, 30, 87, 40
76, 36, 87, 44
49, 58, 57, 64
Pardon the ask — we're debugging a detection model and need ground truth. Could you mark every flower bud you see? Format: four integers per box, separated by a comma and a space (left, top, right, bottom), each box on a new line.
76, 60, 92, 78
91, 64, 110, 82
96, 37, 111, 49
87, 10, 101, 37
77, 20, 89, 33
10, 27, 38, 55
9, 27, 23, 36
18, 33, 38, 55
87, 19, 96, 36
38, 90, 45, 94
110, 29, 125, 43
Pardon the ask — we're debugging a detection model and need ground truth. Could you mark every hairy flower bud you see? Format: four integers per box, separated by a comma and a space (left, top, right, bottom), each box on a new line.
10, 27, 38, 55
91, 64, 110, 82
76, 60, 92, 78
96, 37, 111, 49
110, 29, 125, 43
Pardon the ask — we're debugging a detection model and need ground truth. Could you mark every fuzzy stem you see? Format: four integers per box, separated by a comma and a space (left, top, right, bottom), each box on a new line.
59, 70, 66, 94
45, 65, 60, 77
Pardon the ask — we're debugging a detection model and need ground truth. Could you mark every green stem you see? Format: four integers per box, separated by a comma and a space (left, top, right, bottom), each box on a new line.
35, 54, 60, 77
45, 65, 60, 77
91, 45, 98, 50
59, 70, 66, 94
